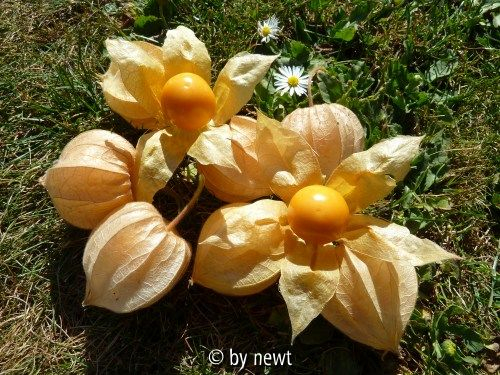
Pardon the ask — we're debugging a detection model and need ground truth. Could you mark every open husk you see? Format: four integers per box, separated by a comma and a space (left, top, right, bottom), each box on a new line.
281, 103, 365, 178
40, 129, 136, 229
83, 202, 191, 313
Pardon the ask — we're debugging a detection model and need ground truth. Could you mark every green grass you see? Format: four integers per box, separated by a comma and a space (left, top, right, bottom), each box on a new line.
0, 0, 498, 373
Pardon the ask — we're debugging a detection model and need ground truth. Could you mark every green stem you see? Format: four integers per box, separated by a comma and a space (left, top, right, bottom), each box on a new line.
165, 174, 205, 232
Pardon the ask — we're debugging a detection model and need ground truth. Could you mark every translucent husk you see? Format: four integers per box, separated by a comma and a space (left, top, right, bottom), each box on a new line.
40, 129, 135, 229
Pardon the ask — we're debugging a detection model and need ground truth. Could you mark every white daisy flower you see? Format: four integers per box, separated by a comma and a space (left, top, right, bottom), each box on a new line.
258, 15, 280, 43
274, 66, 309, 96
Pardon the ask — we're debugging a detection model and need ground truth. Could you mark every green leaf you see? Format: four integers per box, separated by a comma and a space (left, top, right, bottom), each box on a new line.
462, 356, 481, 365
309, 0, 329, 11
426, 60, 458, 82
133, 15, 163, 36
317, 72, 343, 103
289, 40, 310, 62
333, 23, 358, 41
295, 18, 313, 43
433, 198, 452, 210
350, 1, 374, 22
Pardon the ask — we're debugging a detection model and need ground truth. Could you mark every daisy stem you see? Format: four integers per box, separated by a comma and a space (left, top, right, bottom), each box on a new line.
307, 66, 326, 107
166, 174, 205, 232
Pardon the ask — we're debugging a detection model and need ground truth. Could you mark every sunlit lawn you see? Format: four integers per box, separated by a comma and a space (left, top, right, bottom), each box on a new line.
0, 0, 498, 374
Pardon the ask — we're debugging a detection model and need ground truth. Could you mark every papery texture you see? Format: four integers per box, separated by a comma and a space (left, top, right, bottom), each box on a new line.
282, 104, 365, 178
134, 129, 198, 203
193, 200, 287, 295
279, 235, 342, 341
40, 129, 135, 229
213, 53, 278, 125
83, 202, 191, 313
341, 215, 461, 266
162, 25, 212, 84
188, 116, 273, 202
326, 135, 423, 212
101, 63, 159, 129
322, 249, 418, 352
255, 112, 323, 203
105, 39, 165, 119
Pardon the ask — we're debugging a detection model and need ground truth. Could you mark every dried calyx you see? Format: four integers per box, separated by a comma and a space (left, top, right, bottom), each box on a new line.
40, 129, 135, 229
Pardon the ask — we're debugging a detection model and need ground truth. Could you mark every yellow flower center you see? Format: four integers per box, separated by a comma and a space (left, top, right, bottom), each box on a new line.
287, 75, 299, 87
262, 25, 271, 36
160, 72, 216, 131
287, 185, 350, 245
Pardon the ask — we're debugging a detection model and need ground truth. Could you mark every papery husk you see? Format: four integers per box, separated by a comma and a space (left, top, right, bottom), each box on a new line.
255, 112, 323, 203
83, 202, 191, 313
161, 25, 212, 84
322, 249, 418, 353
101, 62, 160, 130
279, 234, 342, 341
188, 116, 273, 202
104, 39, 166, 124
101, 26, 212, 130
341, 215, 461, 266
213, 52, 278, 125
281, 103, 365, 178
327, 135, 423, 213
40, 129, 135, 229
134, 129, 198, 203
192, 199, 287, 295
102, 29, 277, 130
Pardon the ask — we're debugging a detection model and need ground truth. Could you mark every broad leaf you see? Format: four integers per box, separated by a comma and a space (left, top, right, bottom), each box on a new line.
327, 136, 423, 212
192, 200, 287, 295
83, 202, 191, 313
322, 249, 418, 352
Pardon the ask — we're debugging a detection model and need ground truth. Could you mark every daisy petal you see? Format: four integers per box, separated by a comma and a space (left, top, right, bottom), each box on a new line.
213, 52, 278, 125
322, 249, 418, 352
280, 234, 342, 341
341, 215, 461, 266
326, 135, 424, 212
162, 26, 212, 84
192, 200, 287, 295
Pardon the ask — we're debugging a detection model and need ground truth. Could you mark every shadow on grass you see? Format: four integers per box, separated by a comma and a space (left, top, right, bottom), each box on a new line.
48, 172, 400, 374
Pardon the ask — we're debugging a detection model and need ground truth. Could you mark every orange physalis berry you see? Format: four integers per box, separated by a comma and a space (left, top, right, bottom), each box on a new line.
160, 72, 216, 131
287, 185, 350, 245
